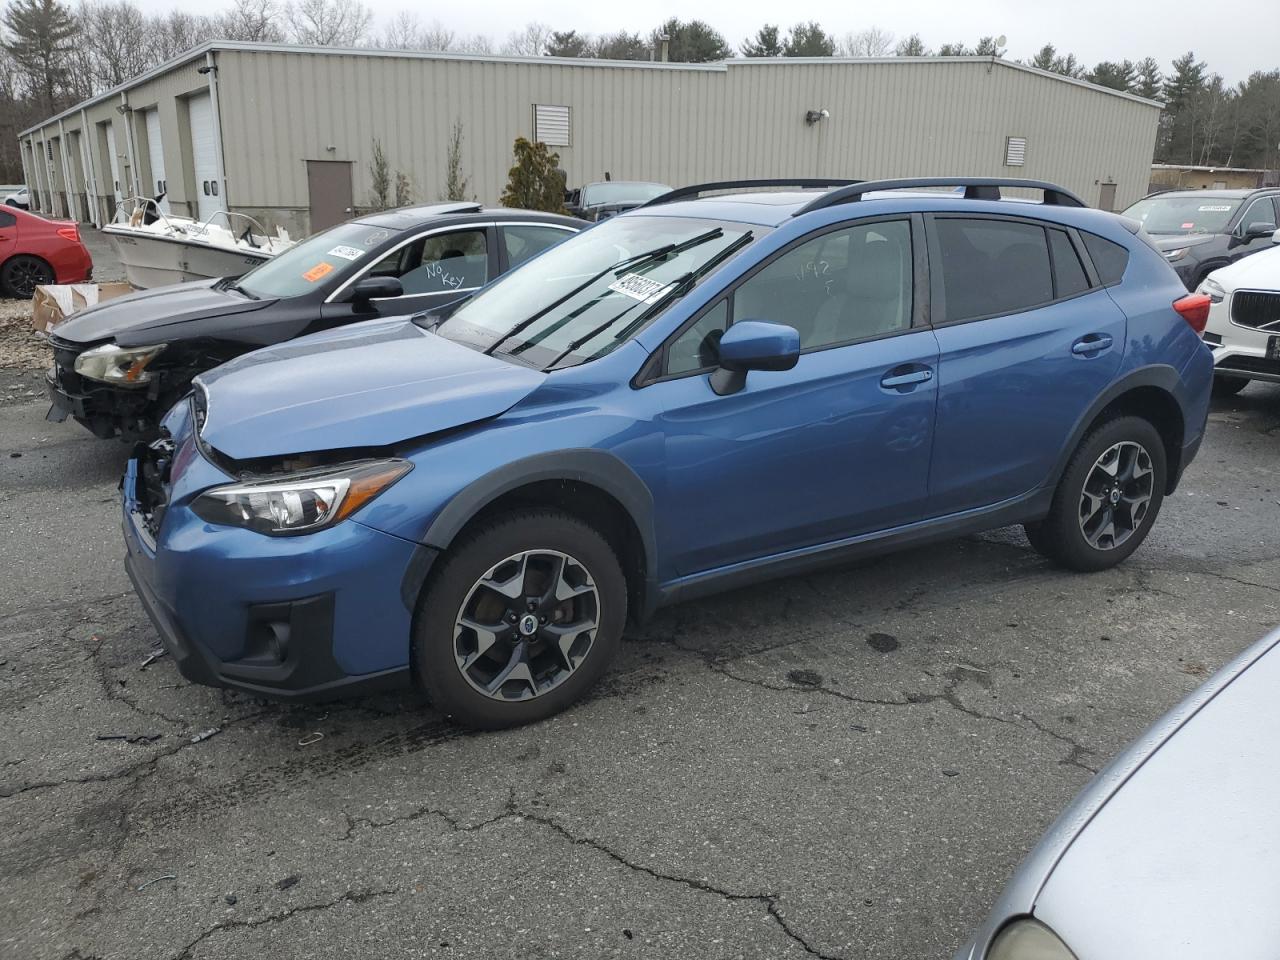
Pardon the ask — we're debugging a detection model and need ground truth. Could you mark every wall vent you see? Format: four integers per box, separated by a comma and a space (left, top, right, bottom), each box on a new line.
533, 104, 571, 147
1005, 136, 1027, 166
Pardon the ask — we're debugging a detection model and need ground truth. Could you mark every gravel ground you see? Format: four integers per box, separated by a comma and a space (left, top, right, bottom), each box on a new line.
2, 374, 1279, 960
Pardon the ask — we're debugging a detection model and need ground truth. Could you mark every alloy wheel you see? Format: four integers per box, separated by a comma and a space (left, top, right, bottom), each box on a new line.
1078, 440, 1154, 550
453, 549, 600, 702
8, 258, 51, 298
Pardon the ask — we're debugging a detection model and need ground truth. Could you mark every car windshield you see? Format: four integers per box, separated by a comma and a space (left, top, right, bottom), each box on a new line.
581, 182, 671, 208
1123, 195, 1243, 235
233, 221, 395, 299
435, 215, 754, 370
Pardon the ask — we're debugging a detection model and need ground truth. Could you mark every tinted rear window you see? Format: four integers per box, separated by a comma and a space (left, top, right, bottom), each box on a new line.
1081, 233, 1130, 286
935, 218, 1053, 322
1049, 229, 1090, 298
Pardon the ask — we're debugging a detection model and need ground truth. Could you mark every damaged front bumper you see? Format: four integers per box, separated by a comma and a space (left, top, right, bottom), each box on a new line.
121, 411, 420, 701
46, 347, 159, 442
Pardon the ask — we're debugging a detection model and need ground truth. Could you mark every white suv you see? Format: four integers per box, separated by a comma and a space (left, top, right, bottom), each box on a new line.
1199, 235, 1280, 397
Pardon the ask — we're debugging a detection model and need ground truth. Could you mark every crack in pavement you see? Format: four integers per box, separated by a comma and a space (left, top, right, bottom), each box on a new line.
516, 810, 846, 960
0, 708, 274, 800
165, 888, 399, 960
332, 788, 845, 959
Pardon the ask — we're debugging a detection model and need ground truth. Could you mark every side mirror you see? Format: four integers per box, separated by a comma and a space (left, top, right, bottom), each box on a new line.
1244, 221, 1277, 240
710, 320, 800, 396
1272, 227, 1280, 245
351, 276, 402, 305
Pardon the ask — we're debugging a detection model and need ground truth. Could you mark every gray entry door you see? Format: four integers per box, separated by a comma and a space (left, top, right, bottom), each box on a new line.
1098, 182, 1117, 212
307, 160, 353, 232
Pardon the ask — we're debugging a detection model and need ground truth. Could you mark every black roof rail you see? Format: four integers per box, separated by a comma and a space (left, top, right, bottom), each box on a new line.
640, 179, 861, 209
793, 178, 1087, 215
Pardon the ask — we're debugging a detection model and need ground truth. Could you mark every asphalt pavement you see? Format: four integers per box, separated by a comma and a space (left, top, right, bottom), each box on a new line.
2, 383, 1279, 960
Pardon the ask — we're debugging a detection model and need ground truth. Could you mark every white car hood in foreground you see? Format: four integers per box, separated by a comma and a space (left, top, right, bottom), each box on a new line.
1207, 244, 1280, 292
1035, 640, 1280, 959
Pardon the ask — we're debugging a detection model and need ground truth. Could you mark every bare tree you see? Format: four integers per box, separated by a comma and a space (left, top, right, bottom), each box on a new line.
154, 11, 219, 60
454, 33, 493, 54
215, 0, 284, 43
284, 0, 372, 46
76, 0, 155, 89
501, 21, 552, 56
378, 10, 423, 49
441, 117, 471, 200
419, 20, 456, 51
840, 26, 894, 57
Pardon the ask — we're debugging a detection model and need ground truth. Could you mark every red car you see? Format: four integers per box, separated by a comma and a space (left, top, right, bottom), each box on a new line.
0, 206, 93, 298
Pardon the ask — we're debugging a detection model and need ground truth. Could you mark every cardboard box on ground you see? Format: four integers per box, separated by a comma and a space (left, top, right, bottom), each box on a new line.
32, 282, 133, 334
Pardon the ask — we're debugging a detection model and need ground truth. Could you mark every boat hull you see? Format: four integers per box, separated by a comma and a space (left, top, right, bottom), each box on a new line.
104, 228, 272, 289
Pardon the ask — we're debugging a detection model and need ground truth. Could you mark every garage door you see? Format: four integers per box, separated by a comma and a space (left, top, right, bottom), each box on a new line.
143, 108, 169, 214
187, 91, 224, 222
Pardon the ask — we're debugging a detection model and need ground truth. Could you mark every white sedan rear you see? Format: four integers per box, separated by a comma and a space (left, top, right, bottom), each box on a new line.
1199, 238, 1280, 396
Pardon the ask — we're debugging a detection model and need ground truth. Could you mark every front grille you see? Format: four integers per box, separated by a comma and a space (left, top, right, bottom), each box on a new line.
1231, 290, 1280, 331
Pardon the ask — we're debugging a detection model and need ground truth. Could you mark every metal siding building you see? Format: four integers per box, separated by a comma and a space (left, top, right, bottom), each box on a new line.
19, 42, 1161, 236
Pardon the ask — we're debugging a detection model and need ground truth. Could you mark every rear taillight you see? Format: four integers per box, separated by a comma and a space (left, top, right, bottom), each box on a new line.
1173, 293, 1211, 335
56, 224, 79, 242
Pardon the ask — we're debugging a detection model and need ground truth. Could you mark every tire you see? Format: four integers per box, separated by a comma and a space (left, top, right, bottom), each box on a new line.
1212, 375, 1249, 398
412, 510, 627, 729
1, 255, 53, 299
1024, 415, 1167, 572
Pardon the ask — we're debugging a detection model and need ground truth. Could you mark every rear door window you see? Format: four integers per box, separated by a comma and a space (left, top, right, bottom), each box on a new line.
934, 218, 1053, 322
1048, 229, 1090, 298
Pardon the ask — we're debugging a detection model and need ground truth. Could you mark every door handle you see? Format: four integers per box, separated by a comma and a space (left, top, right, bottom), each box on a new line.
1071, 334, 1114, 356
880, 366, 933, 390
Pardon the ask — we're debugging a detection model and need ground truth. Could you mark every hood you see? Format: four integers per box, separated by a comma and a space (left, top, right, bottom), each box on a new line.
1208, 243, 1280, 291
52, 279, 273, 346
195, 317, 546, 460
1032, 631, 1280, 960
1149, 232, 1218, 253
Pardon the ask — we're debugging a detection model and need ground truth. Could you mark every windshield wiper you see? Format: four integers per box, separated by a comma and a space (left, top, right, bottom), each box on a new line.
222, 279, 257, 300
483, 228, 725, 357
543, 230, 754, 370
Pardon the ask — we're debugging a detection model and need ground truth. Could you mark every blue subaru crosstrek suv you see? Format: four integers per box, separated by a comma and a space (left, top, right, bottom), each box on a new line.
121, 178, 1214, 728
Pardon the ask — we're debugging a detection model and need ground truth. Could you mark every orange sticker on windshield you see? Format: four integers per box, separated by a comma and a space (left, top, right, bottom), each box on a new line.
303, 262, 334, 282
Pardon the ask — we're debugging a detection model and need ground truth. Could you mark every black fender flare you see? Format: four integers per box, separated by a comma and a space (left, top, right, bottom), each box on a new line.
1047, 363, 1186, 493
419, 448, 660, 612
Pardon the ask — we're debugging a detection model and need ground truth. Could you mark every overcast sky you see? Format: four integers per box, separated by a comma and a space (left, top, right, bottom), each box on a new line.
136, 0, 1280, 85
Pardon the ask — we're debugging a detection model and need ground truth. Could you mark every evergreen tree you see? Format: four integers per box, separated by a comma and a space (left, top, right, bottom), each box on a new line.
740, 24, 782, 58
500, 137, 567, 213
1134, 57, 1162, 99
973, 35, 1006, 57
1088, 60, 1137, 92
936, 42, 971, 56
783, 21, 835, 57
894, 34, 927, 57
651, 18, 730, 63
1028, 44, 1057, 71
2, 0, 77, 114
594, 31, 649, 60
1161, 51, 1208, 161
545, 29, 591, 57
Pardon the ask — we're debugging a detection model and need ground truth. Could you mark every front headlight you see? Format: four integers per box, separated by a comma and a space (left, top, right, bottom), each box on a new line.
1197, 277, 1226, 303
1163, 247, 1190, 262
986, 919, 1077, 960
74, 343, 167, 386
191, 459, 412, 535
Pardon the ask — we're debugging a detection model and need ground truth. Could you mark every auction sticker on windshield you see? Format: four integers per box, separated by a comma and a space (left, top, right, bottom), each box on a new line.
1198, 205, 1233, 212
328, 245, 364, 261
303, 262, 335, 282
609, 273, 671, 303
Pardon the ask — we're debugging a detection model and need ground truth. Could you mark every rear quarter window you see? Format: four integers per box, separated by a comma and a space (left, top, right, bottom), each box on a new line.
1081, 232, 1130, 286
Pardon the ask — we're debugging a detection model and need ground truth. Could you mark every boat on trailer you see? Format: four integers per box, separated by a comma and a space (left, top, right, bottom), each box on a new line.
103, 199, 294, 289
